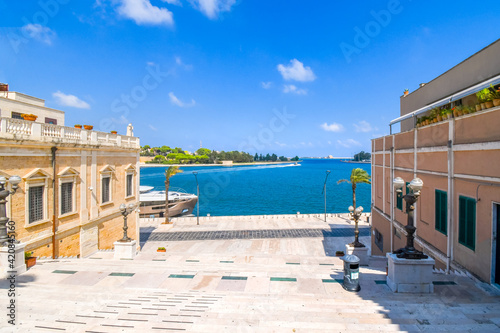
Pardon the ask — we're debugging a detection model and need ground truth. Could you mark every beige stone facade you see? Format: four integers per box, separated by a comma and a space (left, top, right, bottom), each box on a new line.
371, 40, 500, 284
0, 91, 140, 259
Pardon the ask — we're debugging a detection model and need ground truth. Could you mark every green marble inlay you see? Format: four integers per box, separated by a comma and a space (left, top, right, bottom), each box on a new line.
169, 274, 195, 279
221, 276, 247, 280
152, 259, 166, 261
286, 263, 300, 265
109, 272, 135, 277
270, 277, 296, 282
374, 280, 387, 285
52, 270, 77, 274
432, 281, 457, 285
186, 260, 199, 262
322, 279, 342, 283
220, 261, 234, 263
319, 263, 335, 266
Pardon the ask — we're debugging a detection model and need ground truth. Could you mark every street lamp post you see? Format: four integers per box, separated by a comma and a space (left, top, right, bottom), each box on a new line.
348, 205, 365, 247
0, 175, 21, 246
322, 170, 331, 222
118, 203, 135, 242
193, 172, 199, 225
393, 177, 428, 259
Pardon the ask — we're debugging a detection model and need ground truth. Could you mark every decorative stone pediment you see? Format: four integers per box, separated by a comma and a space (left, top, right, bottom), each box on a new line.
23, 168, 51, 180
99, 165, 115, 174
124, 164, 136, 173
58, 167, 79, 177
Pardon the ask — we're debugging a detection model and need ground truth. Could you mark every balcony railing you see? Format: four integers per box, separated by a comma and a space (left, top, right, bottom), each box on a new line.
0, 117, 140, 149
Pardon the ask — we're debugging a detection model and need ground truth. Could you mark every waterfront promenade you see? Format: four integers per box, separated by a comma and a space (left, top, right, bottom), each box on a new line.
2, 214, 500, 332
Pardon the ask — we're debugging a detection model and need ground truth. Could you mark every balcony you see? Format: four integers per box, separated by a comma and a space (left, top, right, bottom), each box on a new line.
0, 117, 140, 149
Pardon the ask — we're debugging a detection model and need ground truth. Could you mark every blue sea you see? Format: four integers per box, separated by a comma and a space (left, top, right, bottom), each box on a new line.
140, 159, 371, 217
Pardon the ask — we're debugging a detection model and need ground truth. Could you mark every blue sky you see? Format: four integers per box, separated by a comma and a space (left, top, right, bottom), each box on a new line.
0, 1, 499, 157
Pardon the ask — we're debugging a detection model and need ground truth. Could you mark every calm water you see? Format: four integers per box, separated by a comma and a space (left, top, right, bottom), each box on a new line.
140, 159, 371, 216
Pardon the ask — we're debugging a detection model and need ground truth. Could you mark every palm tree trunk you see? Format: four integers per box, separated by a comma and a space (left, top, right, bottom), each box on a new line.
352, 183, 356, 209
164, 179, 170, 224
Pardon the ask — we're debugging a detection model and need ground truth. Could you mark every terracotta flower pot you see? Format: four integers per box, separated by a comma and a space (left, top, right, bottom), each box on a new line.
25, 257, 36, 268
111, 131, 117, 134
157, 249, 166, 252
83, 125, 93, 130
475, 105, 481, 112
485, 101, 494, 109
493, 99, 500, 107
74, 125, 82, 129
481, 103, 486, 110
437, 115, 442, 121
22, 115, 37, 121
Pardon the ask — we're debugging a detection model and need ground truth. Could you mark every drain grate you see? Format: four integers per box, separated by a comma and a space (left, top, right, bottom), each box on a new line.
221, 276, 247, 280
52, 270, 77, 274
109, 272, 135, 277
270, 277, 296, 282
169, 274, 195, 279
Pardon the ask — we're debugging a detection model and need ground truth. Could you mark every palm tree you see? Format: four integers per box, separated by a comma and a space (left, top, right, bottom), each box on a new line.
337, 168, 371, 209
164, 166, 183, 223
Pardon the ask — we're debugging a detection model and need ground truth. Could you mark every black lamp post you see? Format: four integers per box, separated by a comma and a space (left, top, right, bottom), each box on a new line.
118, 203, 135, 242
393, 177, 428, 259
322, 170, 331, 222
0, 175, 21, 246
348, 205, 365, 247
193, 172, 199, 225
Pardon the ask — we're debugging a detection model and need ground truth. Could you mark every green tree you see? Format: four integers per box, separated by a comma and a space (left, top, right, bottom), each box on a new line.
196, 148, 211, 156
164, 166, 183, 223
254, 153, 258, 161
279, 156, 288, 161
271, 153, 278, 162
353, 151, 371, 161
337, 168, 371, 209
291, 156, 299, 161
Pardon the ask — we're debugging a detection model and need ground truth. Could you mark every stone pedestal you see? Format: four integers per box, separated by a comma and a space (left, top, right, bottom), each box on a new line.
113, 240, 137, 260
345, 244, 369, 266
386, 253, 435, 293
0, 243, 26, 277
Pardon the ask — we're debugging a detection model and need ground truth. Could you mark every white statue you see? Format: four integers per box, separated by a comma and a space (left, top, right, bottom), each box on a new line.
127, 123, 134, 137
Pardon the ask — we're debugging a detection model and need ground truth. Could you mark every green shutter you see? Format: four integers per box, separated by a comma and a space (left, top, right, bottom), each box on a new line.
458, 196, 476, 250
397, 192, 402, 210
435, 190, 447, 235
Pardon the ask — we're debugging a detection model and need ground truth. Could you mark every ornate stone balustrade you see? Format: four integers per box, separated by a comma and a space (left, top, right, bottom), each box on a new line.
0, 117, 140, 149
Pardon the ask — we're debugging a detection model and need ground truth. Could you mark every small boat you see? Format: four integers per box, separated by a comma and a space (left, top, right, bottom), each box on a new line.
139, 186, 198, 218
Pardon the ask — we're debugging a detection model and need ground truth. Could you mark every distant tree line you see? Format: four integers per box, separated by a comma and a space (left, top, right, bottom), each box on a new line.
141, 145, 299, 164
353, 151, 371, 161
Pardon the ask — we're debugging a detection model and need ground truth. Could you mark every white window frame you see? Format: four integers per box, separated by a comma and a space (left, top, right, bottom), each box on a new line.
58, 167, 79, 218
99, 165, 115, 206
124, 164, 136, 199
23, 168, 51, 227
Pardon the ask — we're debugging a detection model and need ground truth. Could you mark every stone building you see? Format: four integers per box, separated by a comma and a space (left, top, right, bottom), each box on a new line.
0, 85, 140, 259
371, 39, 500, 284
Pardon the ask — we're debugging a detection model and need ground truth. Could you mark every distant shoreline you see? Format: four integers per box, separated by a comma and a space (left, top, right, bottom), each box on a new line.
140, 161, 300, 168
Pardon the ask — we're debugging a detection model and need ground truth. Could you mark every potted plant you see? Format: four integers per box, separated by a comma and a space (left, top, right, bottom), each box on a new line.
83, 125, 93, 130
110, 130, 117, 134
335, 250, 344, 257
74, 124, 82, 129
21, 114, 37, 121
476, 88, 492, 110
439, 109, 448, 120
157, 247, 166, 252
25, 251, 36, 268
490, 84, 500, 107
403, 89, 409, 96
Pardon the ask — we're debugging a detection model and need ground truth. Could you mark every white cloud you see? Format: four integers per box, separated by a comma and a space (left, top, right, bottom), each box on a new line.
320, 122, 344, 132
283, 84, 307, 95
148, 124, 158, 131
175, 56, 193, 70
189, 0, 236, 19
52, 91, 90, 109
169, 92, 196, 107
261, 81, 272, 89
277, 59, 316, 82
353, 120, 374, 133
275, 141, 287, 147
22, 24, 56, 45
336, 139, 361, 148
162, 0, 182, 5
116, 0, 174, 26
327, 140, 332, 145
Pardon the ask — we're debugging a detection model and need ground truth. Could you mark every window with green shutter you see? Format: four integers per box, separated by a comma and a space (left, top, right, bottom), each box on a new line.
396, 191, 403, 210
458, 196, 476, 250
435, 190, 447, 235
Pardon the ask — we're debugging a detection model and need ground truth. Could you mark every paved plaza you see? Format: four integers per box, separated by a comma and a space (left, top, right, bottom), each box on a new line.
2, 214, 500, 332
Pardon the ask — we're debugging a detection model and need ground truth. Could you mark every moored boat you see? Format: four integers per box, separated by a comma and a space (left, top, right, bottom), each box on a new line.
139, 186, 198, 218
